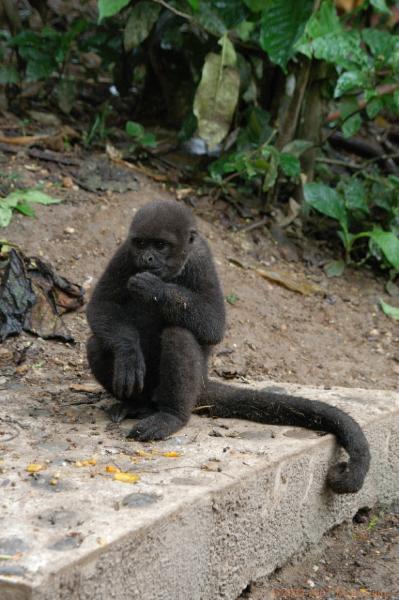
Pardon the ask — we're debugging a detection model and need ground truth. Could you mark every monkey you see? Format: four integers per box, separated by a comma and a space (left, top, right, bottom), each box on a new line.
86, 200, 370, 494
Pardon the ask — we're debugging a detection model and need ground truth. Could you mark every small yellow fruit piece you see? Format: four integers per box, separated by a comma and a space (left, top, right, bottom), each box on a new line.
113, 472, 140, 484
162, 451, 181, 458
50, 478, 58, 486
105, 465, 120, 473
26, 463, 43, 473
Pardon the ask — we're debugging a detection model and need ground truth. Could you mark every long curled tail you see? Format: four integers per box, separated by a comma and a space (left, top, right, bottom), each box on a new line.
200, 379, 370, 494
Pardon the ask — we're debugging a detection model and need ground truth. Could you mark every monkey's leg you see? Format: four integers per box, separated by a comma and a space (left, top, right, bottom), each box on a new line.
127, 326, 204, 441
87, 335, 155, 423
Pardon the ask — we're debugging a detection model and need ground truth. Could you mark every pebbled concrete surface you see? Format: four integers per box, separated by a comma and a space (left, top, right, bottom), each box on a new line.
0, 381, 398, 600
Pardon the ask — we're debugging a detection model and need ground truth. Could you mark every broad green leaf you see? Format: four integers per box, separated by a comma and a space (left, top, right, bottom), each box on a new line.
370, 0, 391, 15
124, 2, 161, 51
0, 205, 13, 228
342, 179, 369, 215
186, 0, 199, 10
379, 299, 399, 320
140, 133, 157, 148
14, 202, 36, 217
304, 182, 347, 229
193, 34, 240, 149
260, 0, 313, 70
342, 113, 362, 138
362, 29, 396, 59
126, 121, 145, 137
324, 260, 345, 278
279, 153, 301, 178
366, 97, 383, 119
98, 0, 131, 21
235, 21, 255, 42
335, 71, 368, 98
296, 2, 368, 70
281, 139, 313, 156
368, 230, 399, 270
4, 190, 61, 206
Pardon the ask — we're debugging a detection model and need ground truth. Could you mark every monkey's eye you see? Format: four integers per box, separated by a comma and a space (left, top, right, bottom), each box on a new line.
154, 240, 168, 250
133, 239, 146, 249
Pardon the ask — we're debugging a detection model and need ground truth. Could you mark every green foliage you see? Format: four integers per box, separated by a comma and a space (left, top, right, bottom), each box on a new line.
304, 179, 399, 271
125, 121, 157, 148
379, 299, 399, 320
0, 190, 62, 228
260, 0, 314, 71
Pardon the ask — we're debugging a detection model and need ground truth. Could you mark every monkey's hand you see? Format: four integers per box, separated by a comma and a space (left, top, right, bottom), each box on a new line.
113, 348, 146, 400
127, 272, 164, 302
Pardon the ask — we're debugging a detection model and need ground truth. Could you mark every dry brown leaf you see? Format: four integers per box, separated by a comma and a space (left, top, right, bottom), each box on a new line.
255, 268, 322, 296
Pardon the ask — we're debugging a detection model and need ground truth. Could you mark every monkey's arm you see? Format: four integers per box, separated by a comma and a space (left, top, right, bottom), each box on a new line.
87, 250, 146, 398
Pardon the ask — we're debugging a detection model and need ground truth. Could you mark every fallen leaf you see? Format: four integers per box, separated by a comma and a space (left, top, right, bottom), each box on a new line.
26, 463, 43, 473
162, 451, 181, 458
113, 472, 140, 484
105, 465, 121, 473
255, 268, 322, 295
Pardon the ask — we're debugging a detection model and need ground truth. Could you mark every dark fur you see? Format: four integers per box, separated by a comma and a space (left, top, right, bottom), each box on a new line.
86, 200, 370, 494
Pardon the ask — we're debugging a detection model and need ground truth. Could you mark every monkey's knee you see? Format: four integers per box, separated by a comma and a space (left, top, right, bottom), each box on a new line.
161, 326, 199, 352
86, 335, 113, 392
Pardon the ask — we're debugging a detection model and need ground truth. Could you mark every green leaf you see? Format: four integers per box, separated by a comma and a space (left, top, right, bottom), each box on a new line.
379, 299, 399, 320
193, 34, 240, 149
335, 71, 368, 98
124, 2, 161, 51
281, 139, 313, 156
324, 260, 346, 278
226, 293, 239, 305
304, 182, 347, 230
362, 28, 396, 59
14, 202, 36, 218
186, 0, 199, 10
368, 230, 399, 270
366, 97, 383, 119
342, 112, 362, 138
140, 132, 157, 148
342, 179, 369, 215
279, 153, 301, 178
5, 190, 61, 205
126, 121, 145, 138
0, 205, 13, 228
296, 1, 368, 70
370, 0, 391, 15
98, 0, 131, 21
260, 0, 314, 71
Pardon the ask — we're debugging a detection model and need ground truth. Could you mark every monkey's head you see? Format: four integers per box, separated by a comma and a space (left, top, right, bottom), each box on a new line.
128, 200, 197, 279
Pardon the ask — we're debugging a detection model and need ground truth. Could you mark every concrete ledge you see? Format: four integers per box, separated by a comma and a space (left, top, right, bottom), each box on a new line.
0, 382, 398, 600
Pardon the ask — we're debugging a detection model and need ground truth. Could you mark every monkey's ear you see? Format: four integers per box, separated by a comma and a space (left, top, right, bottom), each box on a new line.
188, 228, 197, 244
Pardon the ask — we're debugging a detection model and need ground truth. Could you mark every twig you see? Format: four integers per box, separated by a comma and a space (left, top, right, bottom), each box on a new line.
236, 218, 268, 233
152, 0, 193, 20
326, 82, 399, 123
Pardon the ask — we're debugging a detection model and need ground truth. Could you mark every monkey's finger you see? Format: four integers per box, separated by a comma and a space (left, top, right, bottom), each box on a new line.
135, 367, 145, 393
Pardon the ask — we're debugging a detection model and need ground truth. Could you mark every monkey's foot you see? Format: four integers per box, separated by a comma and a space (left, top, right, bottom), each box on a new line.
126, 412, 185, 441
108, 402, 157, 423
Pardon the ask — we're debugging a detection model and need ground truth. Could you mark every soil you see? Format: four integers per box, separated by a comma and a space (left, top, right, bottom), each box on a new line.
0, 149, 398, 598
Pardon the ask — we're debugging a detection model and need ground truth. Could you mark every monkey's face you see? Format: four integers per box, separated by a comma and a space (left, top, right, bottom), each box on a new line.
128, 201, 197, 279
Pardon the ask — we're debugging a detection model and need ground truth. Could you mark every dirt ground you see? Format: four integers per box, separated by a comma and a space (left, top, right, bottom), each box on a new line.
0, 149, 398, 598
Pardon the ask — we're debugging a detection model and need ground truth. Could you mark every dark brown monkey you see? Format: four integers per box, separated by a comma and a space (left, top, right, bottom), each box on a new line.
86, 200, 370, 494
